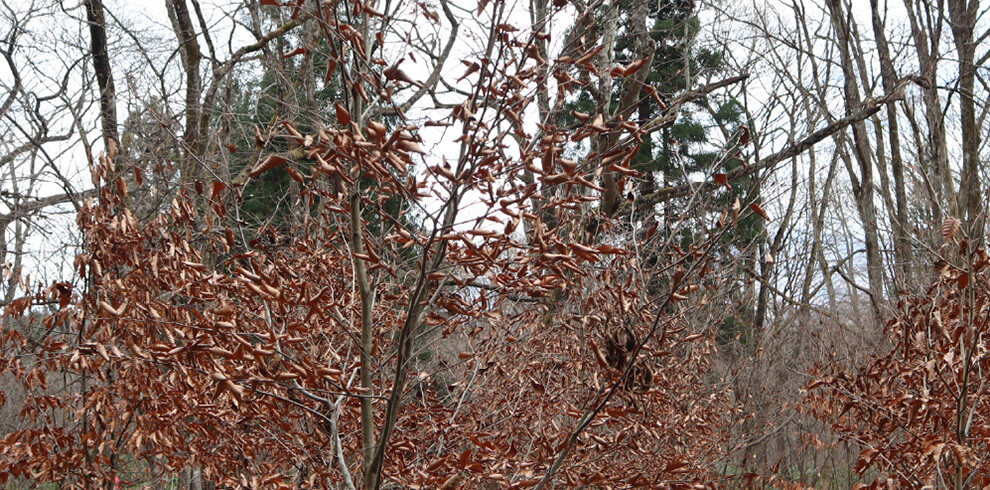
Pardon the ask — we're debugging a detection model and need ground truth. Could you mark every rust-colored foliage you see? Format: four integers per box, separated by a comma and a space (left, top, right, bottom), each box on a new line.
0, 0, 749, 486
0, 126, 730, 487
805, 242, 990, 487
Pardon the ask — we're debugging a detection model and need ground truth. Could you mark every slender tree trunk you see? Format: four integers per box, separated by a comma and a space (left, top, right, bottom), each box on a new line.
81, 1, 117, 476
801, 151, 840, 313
83, 0, 118, 147
166, 0, 205, 186
825, 0, 885, 327
349, 6, 377, 486
351, 190, 377, 485
948, 0, 984, 247
870, 0, 912, 289
903, 0, 953, 223
757, 152, 801, 334
597, 0, 654, 218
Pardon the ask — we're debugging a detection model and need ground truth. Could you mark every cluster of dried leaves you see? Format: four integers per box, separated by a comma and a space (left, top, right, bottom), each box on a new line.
0, 72, 741, 490
805, 224, 990, 488
0, 127, 731, 487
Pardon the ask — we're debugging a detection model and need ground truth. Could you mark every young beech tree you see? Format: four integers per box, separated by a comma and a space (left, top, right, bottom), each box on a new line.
806, 222, 990, 488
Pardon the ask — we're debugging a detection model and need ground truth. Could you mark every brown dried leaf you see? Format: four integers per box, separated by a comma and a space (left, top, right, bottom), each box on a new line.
248, 154, 288, 177
714, 173, 731, 190
335, 103, 351, 126
749, 202, 769, 221
942, 216, 961, 243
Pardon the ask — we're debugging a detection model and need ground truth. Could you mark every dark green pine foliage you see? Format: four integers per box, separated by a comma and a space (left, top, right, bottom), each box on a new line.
569, 0, 766, 341
225, 40, 342, 230
628, 0, 764, 254
564, 1, 752, 222
618, 0, 737, 210
225, 32, 406, 238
